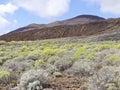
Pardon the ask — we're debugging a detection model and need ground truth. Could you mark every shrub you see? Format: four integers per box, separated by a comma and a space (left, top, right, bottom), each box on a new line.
0, 69, 17, 85
45, 64, 58, 75
0, 41, 6, 45
34, 60, 45, 68
54, 56, 73, 71
25, 50, 42, 60
27, 80, 43, 90
72, 46, 86, 60
3, 60, 34, 73
108, 55, 119, 62
98, 44, 111, 50
18, 69, 49, 90
66, 60, 93, 77
47, 56, 61, 65
114, 44, 120, 49
0, 56, 9, 65
87, 66, 120, 90
86, 53, 96, 61
41, 48, 65, 56
0, 70, 10, 79
53, 72, 62, 77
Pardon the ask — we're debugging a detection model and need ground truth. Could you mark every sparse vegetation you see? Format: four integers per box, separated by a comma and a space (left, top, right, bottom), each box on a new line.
86, 52, 96, 61
108, 55, 119, 62
72, 46, 87, 60
0, 39, 120, 89
34, 59, 45, 68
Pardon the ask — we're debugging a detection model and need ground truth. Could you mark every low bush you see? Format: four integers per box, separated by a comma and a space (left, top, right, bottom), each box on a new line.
87, 66, 120, 90
34, 59, 45, 68
108, 55, 119, 62
66, 60, 93, 77
0, 69, 17, 86
114, 44, 120, 49
53, 72, 62, 77
72, 46, 86, 60
0, 41, 6, 45
86, 53, 96, 61
18, 69, 49, 90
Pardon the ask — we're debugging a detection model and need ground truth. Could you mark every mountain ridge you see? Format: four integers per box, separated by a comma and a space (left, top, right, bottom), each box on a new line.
8, 14, 105, 34
1, 17, 120, 41
1, 15, 120, 41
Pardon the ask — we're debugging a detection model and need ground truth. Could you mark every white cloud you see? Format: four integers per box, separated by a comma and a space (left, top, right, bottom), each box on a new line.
0, 3, 18, 16
0, 3, 18, 30
0, 16, 9, 29
14, 0, 71, 18
85, 0, 120, 15
13, 19, 18, 24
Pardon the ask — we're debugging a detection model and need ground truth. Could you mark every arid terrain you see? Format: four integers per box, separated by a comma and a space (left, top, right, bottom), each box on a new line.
0, 15, 120, 90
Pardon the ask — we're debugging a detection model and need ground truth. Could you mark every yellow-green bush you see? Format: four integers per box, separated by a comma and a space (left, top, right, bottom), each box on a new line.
34, 59, 45, 68
99, 44, 111, 50
86, 53, 96, 61
94, 44, 111, 51
72, 46, 86, 60
0, 70, 10, 79
114, 44, 120, 49
0, 41, 6, 45
41, 48, 66, 56
108, 55, 119, 62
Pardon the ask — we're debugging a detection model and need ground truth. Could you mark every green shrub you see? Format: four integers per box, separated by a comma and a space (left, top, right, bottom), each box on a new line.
72, 46, 86, 60
0, 41, 6, 45
108, 55, 119, 62
114, 44, 120, 49
0, 70, 17, 85
0, 70, 10, 79
41, 48, 66, 56
99, 44, 111, 50
47, 56, 61, 64
53, 72, 62, 77
34, 60, 45, 68
86, 53, 96, 61
26, 50, 42, 60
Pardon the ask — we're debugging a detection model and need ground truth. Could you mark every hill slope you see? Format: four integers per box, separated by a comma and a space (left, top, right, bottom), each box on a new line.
1, 38, 120, 89
8, 15, 105, 34
1, 18, 120, 41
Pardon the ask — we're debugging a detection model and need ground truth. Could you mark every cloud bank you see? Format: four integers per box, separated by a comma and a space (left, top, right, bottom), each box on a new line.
86, 0, 120, 15
0, 3, 18, 29
14, 0, 70, 18
0, 0, 71, 34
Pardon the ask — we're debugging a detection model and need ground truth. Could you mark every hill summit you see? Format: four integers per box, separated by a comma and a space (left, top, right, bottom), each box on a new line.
8, 14, 105, 34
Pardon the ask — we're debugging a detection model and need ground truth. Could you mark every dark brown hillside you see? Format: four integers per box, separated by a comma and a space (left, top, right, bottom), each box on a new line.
8, 15, 105, 34
0, 18, 120, 41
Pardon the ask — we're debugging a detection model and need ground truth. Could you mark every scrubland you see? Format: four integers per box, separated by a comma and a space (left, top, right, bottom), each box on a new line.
0, 38, 120, 90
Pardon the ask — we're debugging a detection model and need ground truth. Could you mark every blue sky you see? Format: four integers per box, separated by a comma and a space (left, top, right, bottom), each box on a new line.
0, 0, 120, 35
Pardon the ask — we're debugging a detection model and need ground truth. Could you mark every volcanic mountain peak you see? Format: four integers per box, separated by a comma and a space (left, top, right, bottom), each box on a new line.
69, 14, 105, 20
7, 14, 105, 34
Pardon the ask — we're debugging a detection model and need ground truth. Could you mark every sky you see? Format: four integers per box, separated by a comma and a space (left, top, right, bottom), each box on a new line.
0, 0, 120, 35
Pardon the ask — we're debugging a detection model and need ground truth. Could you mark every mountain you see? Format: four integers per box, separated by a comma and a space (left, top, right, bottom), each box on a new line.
9, 15, 105, 34
0, 16, 120, 41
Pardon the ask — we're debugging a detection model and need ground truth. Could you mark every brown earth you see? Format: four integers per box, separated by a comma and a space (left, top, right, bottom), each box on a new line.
0, 18, 120, 41
8, 15, 105, 34
0, 76, 87, 90
49, 77, 87, 90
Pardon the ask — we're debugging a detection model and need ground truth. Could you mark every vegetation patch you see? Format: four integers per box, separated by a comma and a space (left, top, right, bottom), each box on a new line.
0, 39, 120, 89
0, 70, 10, 79
108, 55, 119, 62
72, 46, 87, 61
86, 53, 96, 61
